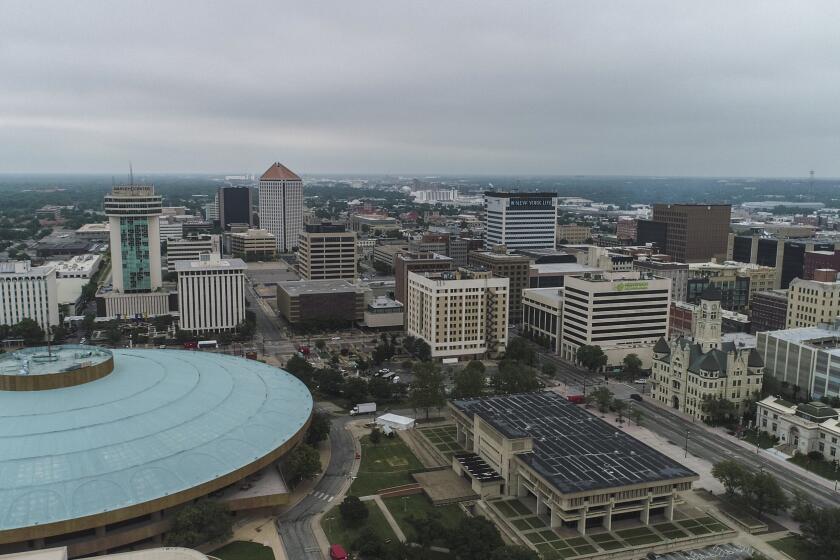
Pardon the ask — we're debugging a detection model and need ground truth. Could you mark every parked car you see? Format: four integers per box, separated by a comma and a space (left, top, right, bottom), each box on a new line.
629, 394, 643, 402
329, 544, 348, 560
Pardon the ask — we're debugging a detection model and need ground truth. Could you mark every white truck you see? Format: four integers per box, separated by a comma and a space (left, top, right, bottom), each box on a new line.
350, 402, 377, 416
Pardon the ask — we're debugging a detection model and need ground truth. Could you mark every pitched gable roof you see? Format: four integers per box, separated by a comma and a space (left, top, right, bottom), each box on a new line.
260, 162, 301, 181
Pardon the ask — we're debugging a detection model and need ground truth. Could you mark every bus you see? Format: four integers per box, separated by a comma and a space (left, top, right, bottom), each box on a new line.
198, 340, 218, 349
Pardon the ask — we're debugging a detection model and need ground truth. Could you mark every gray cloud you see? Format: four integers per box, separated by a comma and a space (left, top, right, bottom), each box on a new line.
1, 0, 840, 176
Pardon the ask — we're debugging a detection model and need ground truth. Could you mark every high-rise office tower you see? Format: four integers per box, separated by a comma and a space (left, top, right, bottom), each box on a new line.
637, 204, 731, 263
483, 192, 557, 250
104, 185, 163, 293
297, 223, 357, 280
218, 186, 253, 230
258, 163, 303, 253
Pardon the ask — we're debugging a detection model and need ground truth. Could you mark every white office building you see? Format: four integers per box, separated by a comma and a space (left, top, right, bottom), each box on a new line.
165, 235, 220, 271
258, 162, 303, 253
561, 271, 671, 368
0, 261, 59, 333
176, 255, 246, 333
158, 218, 184, 241
483, 192, 557, 250
405, 268, 509, 359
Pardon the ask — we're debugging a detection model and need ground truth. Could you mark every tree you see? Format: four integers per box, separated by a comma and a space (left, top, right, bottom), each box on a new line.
317, 368, 345, 396
744, 470, 788, 518
712, 459, 750, 497
490, 360, 540, 395
489, 545, 540, 560
11, 318, 44, 346
368, 376, 394, 401
410, 362, 446, 420
612, 399, 628, 422
453, 362, 486, 399
338, 495, 368, 526
447, 516, 504, 560
576, 345, 607, 373
630, 408, 644, 426
286, 355, 315, 387
505, 337, 536, 365
587, 386, 614, 413
343, 377, 369, 404
541, 362, 556, 377
796, 503, 840, 560
622, 353, 642, 378
105, 322, 122, 346
306, 411, 331, 446
165, 500, 232, 548
701, 396, 738, 426
285, 444, 321, 486
415, 339, 432, 362
82, 313, 96, 336
50, 324, 69, 343
369, 427, 382, 445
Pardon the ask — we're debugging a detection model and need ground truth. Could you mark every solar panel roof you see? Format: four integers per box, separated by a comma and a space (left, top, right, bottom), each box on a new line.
452, 392, 697, 494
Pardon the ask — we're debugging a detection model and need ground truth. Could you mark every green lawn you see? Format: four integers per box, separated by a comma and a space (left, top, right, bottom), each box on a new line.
349, 434, 425, 496
769, 536, 810, 560
789, 453, 840, 481
382, 494, 467, 544
211, 541, 275, 560
321, 501, 398, 551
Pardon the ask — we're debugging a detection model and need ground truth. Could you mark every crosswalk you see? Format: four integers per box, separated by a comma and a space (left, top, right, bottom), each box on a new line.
310, 490, 334, 502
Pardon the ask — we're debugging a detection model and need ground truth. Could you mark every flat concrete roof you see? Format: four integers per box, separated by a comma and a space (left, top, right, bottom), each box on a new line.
277, 279, 362, 296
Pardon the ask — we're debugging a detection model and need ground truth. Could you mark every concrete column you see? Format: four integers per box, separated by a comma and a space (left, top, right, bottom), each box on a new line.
666, 495, 676, 521
641, 496, 652, 525
577, 507, 588, 535
550, 506, 561, 528
604, 502, 614, 531
536, 494, 545, 515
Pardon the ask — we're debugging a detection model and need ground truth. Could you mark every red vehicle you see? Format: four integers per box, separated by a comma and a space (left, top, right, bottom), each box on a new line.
329, 544, 348, 560
298, 345, 311, 356
182, 341, 198, 350
566, 394, 585, 404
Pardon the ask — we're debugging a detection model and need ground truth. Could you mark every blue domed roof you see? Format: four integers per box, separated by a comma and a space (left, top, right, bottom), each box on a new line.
0, 348, 312, 531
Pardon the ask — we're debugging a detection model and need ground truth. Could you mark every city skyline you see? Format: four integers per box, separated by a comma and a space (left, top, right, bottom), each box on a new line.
3, 1, 840, 176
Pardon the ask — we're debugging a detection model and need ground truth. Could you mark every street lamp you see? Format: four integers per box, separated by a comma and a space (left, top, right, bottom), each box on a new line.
684, 430, 691, 458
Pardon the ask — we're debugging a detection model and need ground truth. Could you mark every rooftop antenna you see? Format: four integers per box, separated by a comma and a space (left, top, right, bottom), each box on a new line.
809, 170, 815, 200
129, 162, 134, 185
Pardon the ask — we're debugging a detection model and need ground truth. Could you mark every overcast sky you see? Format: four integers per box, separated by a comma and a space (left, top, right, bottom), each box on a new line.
2, 1, 839, 176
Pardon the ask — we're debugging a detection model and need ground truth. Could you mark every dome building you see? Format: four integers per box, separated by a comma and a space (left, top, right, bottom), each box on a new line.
0, 346, 312, 557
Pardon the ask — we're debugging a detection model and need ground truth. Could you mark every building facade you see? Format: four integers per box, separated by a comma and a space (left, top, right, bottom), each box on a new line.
258, 163, 303, 253
276, 280, 365, 326
560, 272, 671, 368
405, 268, 509, 359
686, 261, 774, 312
786, 273, 840, 328
649, 204, 731, 263
296, 223, 357, 281
651, 290, 764, 421
750, 289, 788, 333
104, 185, 163, 294
176, 255, 246, 333
393, 250, 454, 305
165, 235, 220, 271
756, 397, 840, 459
468, 248, 531, 323
757, 325, 840, 400
484, 192, 557, 250
218, 185, 253, 230
556, 224, 592, 244
522, 288, 563, 353
728, 233, 840, 289
633, 260, 689, 303
0, 261, 59, 333
227, 228, 277, 261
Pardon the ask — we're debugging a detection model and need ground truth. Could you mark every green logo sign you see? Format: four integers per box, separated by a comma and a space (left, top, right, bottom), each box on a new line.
615, 281, 649, 292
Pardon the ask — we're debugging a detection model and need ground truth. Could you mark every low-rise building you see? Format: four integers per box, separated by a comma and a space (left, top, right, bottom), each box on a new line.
276, 279, 365, 326
405, 268, 508, 359
522, 288, 563, 352
176, 255, 246, 334
756, 397, 840, 459
372, 243, 408, 272
686, 261, 775, 312
528, 262, 603, 288
669, 301, 750, 338
786, 271, 840, 328
0, 261, 59, 333
634, 260, 689, 302
74, 222, 110, 241
362, 296, 404, 329
556, 224, 592, 244
651, 289, 764, 421
757, 325, 840, 400
750, 289, 788, 333
46, 254, 103, 307
449, 392, 698, 538
227, 228, 277, 261
351, 214, 400, 235
393, 250, 453, 305
560, 271, 671, 368
166, 235, 220, 271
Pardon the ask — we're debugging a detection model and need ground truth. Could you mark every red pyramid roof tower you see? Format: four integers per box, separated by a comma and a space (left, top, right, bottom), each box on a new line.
260, 162, 301, 181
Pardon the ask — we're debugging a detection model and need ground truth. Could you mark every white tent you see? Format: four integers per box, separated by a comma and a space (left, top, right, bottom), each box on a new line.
375, 413, 415, 431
